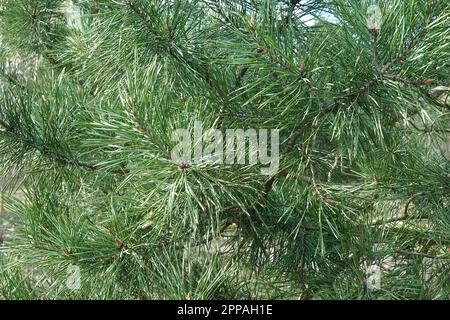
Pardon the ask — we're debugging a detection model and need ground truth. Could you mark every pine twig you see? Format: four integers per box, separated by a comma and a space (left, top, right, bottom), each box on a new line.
371, 193, 426, 226
0, 119, 98, 171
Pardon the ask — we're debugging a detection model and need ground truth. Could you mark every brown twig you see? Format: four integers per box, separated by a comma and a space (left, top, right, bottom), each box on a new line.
371, 193, 427, 227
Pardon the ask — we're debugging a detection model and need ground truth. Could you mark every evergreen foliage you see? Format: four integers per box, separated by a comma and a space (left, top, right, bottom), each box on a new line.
0, 0, 449, 299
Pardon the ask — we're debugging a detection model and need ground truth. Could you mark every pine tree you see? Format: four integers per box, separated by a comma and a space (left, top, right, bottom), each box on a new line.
0, 0, 449, 300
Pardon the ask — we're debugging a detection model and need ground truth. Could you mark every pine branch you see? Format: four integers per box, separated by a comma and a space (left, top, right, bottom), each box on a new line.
229, 18, 443, 238
0, 119, 98, 170
383, 74, 449, 110
326, 6, 439, 114
379, 30, 426, 74
213, 66, 250, 129
209, 1, 298, 75
1, 0, 448, 300
126, 0, 231, 130
120, 92, 169, 155
125, 0, 225, 98
371, 193, 428, 226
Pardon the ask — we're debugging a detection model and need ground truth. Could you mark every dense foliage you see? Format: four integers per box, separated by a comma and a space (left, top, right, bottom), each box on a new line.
0, 0, 449, 300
